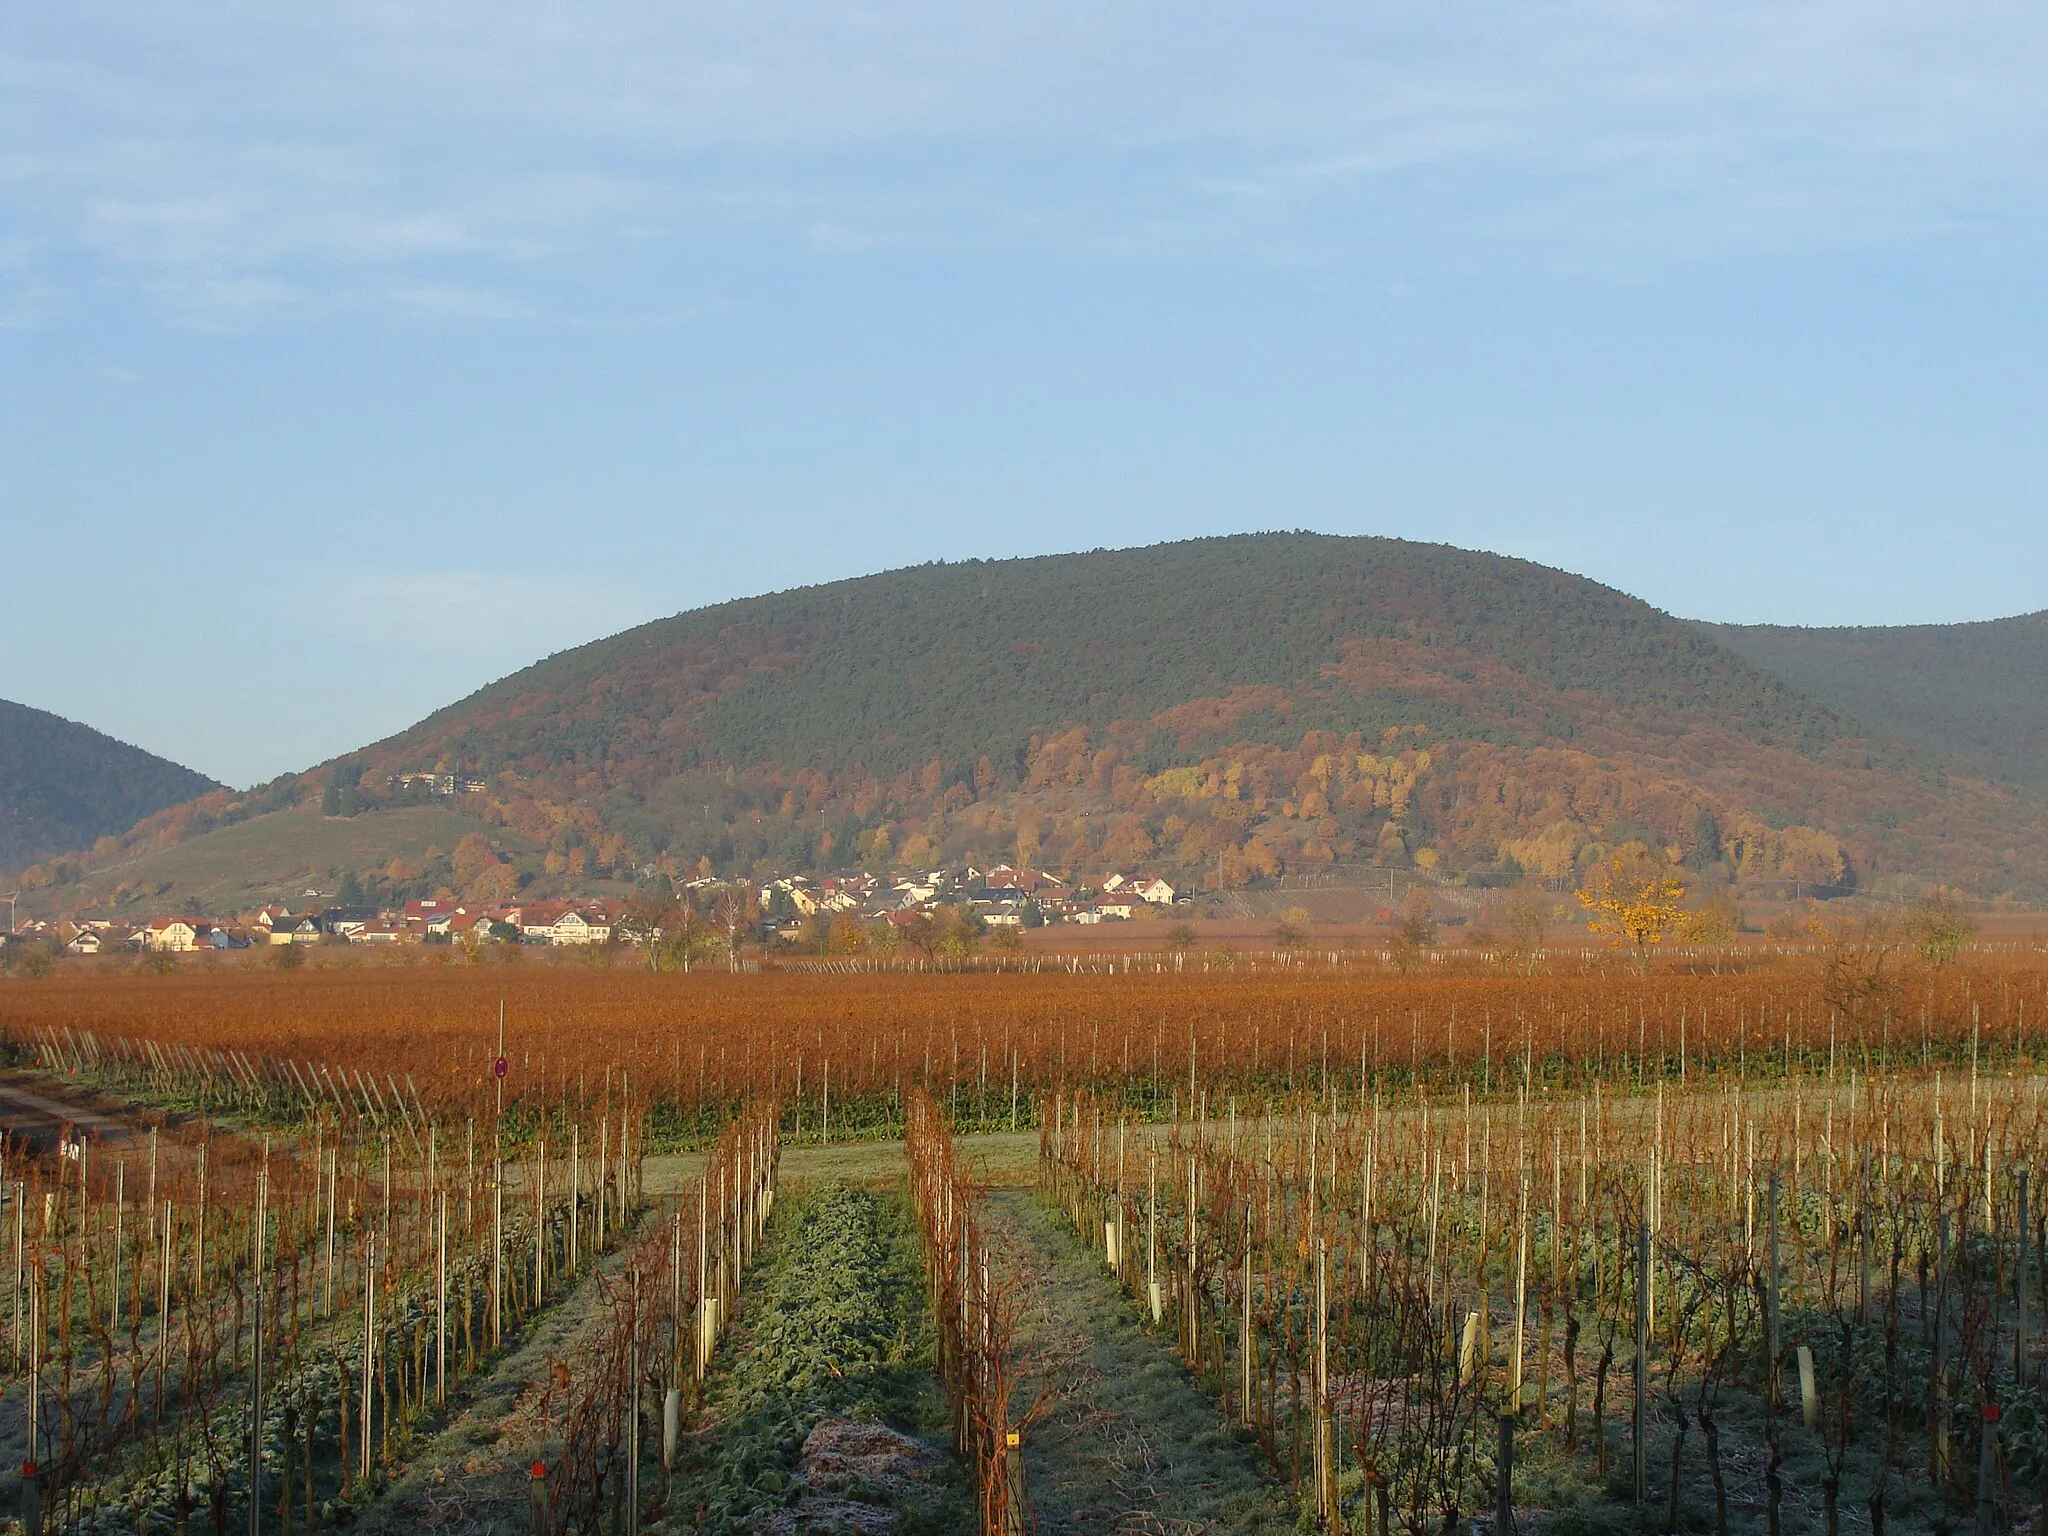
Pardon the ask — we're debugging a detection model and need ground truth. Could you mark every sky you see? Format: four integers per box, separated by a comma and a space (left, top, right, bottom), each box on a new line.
3, 1, 2046, 788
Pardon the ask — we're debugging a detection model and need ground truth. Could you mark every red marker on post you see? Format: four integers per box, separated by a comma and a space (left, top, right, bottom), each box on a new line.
529, 1458, 549, 1536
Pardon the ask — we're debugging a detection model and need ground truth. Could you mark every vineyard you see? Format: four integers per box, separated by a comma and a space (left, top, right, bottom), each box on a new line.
1043, 1067, 2046, 1533
6, 956, 2047, 1134
3, 951, 2048, 1532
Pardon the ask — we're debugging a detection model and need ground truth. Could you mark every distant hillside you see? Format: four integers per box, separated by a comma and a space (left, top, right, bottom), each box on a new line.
45, 801, 539, 917
0, 699, 221, 871
45, 535, 2048, 914
1707, 613, 2048, 795
329, 532, 2048, 899
404, 533, 1844, 777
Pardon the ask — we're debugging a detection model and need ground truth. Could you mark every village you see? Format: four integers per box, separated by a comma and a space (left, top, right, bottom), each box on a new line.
3, 863, 1187, 955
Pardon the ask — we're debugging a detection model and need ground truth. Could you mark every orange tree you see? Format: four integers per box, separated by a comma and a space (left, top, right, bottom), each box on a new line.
1576, 851, 1687, 972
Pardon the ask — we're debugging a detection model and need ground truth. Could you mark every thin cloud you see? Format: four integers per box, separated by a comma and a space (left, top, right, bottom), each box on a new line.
5, 0, 2046, 312
389, 283, 536, 320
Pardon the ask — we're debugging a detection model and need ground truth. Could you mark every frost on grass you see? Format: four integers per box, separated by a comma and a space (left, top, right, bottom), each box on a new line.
677, 1185, 965, 1535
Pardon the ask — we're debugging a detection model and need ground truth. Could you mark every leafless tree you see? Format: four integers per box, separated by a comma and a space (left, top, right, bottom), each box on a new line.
709, 883, 756, 970
1497, 887, 1556, 976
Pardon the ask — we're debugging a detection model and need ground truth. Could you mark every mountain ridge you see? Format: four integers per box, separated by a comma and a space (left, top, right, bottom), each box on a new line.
1705, 611, 2048, 795
398, 535, 1846, 775
0, 699, 222, 873
16, 534, 2048, 915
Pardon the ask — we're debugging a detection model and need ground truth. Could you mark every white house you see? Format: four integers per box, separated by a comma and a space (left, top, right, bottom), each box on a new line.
143, 919, 205, 952
515, 901, 617, 945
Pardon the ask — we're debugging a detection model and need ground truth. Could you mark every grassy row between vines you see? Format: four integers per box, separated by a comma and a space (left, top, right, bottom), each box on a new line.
674, 1183, 969, 1535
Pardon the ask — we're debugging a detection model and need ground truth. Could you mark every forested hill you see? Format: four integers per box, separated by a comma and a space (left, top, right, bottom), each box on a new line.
0, 699, 221, 870
333, 533, 2048, 899
39, 534, 2048, 911
1706, 613, 2048, 796
403, 533, 1844, 779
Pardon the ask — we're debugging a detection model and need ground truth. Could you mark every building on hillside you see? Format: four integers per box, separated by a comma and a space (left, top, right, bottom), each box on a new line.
815, 875, 874, 912
515, 900, 621, 945
984, 866, 1070, 902
139, 919, 246, 950
762, 876, 815, 916
143, 918, 206, 952
402, 899, 461, 937
548, 909, 612, 945
1099, 874, 1175, 904
389, 772, 489, 795
320, 906, 378, 937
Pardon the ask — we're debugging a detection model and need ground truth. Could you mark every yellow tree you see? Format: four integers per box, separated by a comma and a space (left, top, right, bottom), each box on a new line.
1576, 852, 1687, 972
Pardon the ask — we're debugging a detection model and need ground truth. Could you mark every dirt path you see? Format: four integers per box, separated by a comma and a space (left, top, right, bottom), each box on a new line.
643, 1128, 1042, 1195
986, 1190, 1294, 1536
0, 1070, 151, 1152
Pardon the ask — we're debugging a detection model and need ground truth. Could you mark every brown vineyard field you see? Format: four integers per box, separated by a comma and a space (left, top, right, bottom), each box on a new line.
9, 948, 2048, 1534
5, 951, 2047, 1125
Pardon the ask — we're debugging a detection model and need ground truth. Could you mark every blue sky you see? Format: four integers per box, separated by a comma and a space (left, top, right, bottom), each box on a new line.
4, 1, 2046, 787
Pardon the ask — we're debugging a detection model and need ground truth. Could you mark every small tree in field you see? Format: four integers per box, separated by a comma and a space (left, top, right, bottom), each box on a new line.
899, 910, 943, 961
1497, 886, 1555, 975
1813, 910, 1904, 1062
1909, 888, 1973, 970
1576, 851, 1686, 972
1680, 895, 1740, 944
1392, 888, 1436, 972
939, 907, 986, 957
